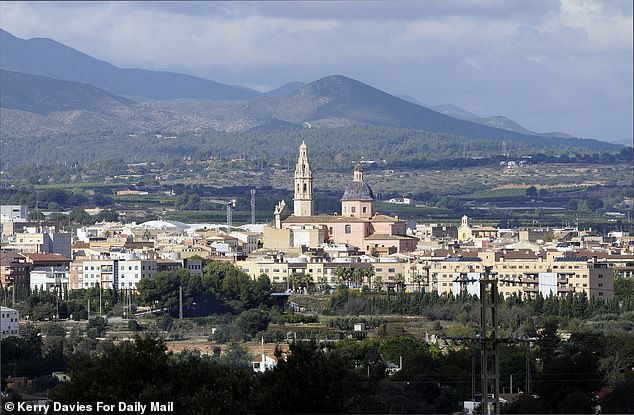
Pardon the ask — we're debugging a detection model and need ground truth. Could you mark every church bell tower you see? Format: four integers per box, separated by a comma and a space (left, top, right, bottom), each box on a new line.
294, 141, 314, 217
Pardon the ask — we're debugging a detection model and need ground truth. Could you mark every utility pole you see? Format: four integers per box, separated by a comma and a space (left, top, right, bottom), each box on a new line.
99, 286, 103, 317
479, 265, 500, 415
250, 189, 256, 225
88, 297, 91, 319
179, 285, 183, 320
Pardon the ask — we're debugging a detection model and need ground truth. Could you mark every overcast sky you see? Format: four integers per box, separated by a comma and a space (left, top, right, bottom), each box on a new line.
1, 1, 632, 143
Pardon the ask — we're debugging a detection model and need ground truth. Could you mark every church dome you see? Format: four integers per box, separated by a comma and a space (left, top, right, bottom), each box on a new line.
341, 179, 375, 201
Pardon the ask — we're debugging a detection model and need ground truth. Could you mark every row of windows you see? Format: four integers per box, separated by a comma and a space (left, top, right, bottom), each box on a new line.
84, 265, 157, 271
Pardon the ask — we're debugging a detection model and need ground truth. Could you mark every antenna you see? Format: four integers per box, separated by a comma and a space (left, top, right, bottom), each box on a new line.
179, 285, 183, 320
251, 189, 256, 225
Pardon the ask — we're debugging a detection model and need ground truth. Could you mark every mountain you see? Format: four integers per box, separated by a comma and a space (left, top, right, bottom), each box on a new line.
472, 115, 575, 139
0, 68, 620, 151
429, 104, 479, 120
395, 94, 427, 106
0, 69, 131, 115
263, 81, 306, 97
250, 75, 609, 148
0, 29, 256, 101
401, 101, 575, 139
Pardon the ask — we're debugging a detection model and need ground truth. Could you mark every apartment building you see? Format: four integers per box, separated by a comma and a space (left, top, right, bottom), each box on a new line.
430, 250, 614, 299
0, 307, 19, 338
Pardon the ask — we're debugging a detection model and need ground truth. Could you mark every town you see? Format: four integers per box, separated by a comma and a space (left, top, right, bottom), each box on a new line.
1, 143, 632, 413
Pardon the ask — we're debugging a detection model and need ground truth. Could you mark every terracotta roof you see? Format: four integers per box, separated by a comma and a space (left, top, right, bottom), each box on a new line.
364, 234, 418, 241
369, 214, 403, 222
501, 250, 544, 260
23, 253, 71, 262
282, 215, 365, 224
73, 242, 90, 249
0, 250, 26, 265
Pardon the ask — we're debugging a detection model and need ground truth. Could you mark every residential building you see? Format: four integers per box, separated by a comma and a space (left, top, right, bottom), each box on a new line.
30, 267, 70, 294
0, 205, 28, 222
0, 250, 31, 287
0, 306, 19, 338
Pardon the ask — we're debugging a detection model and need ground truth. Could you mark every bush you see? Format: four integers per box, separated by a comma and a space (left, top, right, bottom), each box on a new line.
211, 324, 247, 343
87, 317, 108, 336
235, 309, 270, 339
127, 320, 141, 332
156, 315, 174, 332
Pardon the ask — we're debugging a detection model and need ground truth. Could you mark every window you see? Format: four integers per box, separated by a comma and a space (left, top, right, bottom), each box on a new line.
598, 283, 603, 287
351, 207, 356, 213
388, 268, 395, 273
362, 207, 367, 213
345, 225, 351, 234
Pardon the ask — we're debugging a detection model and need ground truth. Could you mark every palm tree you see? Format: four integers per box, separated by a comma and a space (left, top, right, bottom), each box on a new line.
317, 276, 329, 294
352, 268, 365, 289
363, 268, 375, 290
334, 267, 351, 288
412, 271, 425, 293
394, 273, 406, 293
373, 274, 383, 293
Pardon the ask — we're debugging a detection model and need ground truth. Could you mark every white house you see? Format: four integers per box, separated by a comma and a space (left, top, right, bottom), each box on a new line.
0, 306, 19, 337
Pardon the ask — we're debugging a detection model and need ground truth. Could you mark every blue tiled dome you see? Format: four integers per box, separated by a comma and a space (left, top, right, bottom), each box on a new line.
341, 180, 375, 201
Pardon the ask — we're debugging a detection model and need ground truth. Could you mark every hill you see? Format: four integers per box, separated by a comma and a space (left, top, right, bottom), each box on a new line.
473, 115, 575, 139
0, 29, 256, 101
249, 75, 615, 150
0, 69, 132, 115
263, 81, 306, 97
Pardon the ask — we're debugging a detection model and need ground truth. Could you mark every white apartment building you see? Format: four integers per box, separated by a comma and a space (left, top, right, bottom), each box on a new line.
30, 267, 70, 294
70, 258, 158, 290
0, 205, 28, 222
0, 307, 19, 337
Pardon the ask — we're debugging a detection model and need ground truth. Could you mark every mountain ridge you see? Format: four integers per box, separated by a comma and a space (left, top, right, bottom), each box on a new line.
0, 29, 257, 101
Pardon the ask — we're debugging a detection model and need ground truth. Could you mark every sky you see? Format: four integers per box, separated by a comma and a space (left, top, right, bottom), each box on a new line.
0, 0, 632, 144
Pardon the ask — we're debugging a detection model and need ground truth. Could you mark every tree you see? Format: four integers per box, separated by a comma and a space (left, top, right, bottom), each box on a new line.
394, 273, 406, 293
525, 186, 538, 198
235, 309, 270, 339
373, 275, 384, 292
412, 272, 425, 293
334, 267, 352, 288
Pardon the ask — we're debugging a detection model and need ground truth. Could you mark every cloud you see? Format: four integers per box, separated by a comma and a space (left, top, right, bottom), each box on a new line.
0, 0, 631, 142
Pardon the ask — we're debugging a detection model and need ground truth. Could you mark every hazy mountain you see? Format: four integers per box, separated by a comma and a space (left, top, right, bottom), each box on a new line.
402, 101, 576, 139
395, 94, 427, 106
0, 29, 256, 101
0, 69, 300, 135
0, 69, 132, 115
429, 104, 480, 120
253, 75, 597, 146
263, 81, 306, 97
0, 68, 620, 151
472, 115, 575, 139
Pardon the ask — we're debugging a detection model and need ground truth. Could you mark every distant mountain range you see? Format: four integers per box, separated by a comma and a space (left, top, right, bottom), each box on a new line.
396, 98, 575, 139
0, 29, 256, 101
0, 28, 623, 152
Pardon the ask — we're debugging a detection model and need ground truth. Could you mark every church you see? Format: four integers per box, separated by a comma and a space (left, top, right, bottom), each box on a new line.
263, 142, 418, 254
